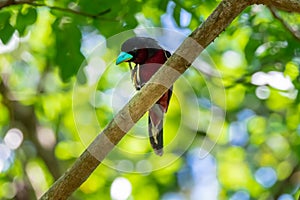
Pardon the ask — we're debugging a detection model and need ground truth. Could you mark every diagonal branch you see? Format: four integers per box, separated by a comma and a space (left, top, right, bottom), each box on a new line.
256, 0, 300, 12
0, 0, 111, 19
269, 6, 300, 41
172, 0, 203, 24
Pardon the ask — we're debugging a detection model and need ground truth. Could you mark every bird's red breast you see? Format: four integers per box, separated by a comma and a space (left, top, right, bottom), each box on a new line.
138, 50, 168, 83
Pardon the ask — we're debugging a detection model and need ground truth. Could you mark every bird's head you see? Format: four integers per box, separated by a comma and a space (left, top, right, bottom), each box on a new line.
116, 37, 163, 65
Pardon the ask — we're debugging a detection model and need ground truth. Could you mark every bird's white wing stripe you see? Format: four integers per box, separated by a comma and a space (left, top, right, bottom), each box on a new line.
136, 64, 141, 87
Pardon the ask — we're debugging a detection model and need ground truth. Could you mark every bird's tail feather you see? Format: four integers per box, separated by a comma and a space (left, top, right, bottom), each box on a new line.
148, 105, 164, 156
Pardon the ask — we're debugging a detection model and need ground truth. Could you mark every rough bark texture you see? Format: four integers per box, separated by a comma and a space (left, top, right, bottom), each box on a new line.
0, 0, 111, 18
256, 0, 300, 12
40, 0, 300, 199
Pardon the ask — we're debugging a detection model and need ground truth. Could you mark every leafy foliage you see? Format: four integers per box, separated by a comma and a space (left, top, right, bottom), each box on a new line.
0, 0, 299, 200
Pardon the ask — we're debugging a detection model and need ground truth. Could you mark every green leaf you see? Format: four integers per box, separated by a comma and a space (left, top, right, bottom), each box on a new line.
173, 4, 181, 26
77, 0, 111, 16
0, 11, 15, 44
159, 0, 169, 11
94, 0, 140, 36
0, 11, 10, 23
0, 23, 15, 44
124, 15, 138, 29
15, 7, 37, 36
53, 18, 85, 82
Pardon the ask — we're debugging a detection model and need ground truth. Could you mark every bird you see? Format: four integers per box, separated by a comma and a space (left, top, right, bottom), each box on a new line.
116, 37, 172, 156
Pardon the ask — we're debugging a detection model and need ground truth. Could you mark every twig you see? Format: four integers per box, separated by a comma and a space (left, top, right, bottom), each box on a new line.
258, 0, 300, 12
172, 0, 203, 24
269, 6, 300, 41
0, 0, 111, 19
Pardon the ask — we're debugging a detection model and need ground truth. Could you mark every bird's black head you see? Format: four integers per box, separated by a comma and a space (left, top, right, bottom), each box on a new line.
121, 37, 161, 52
116, 37, 163, 65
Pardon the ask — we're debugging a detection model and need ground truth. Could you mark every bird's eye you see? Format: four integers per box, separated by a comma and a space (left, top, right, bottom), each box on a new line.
129, 49, 138, 57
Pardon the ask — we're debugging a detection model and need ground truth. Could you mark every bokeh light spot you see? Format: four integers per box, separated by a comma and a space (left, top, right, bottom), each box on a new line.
162, 192, 185, 200
136, 159, 152, 173
230, 190, 250, 200
278, 194, 294, 200
1, 182, 16, 199
37, 127, 56, 150
0, 143, 12, 172
255, 167, 277, 188
0, 143, 11, 160
4, 128, 23, 150
255, 86, 270, 100
251, 71, 294, 91
110, 177, 132, 200
229, 122, 249, 146
116, 160, 134, 172
222, 50, 243, 68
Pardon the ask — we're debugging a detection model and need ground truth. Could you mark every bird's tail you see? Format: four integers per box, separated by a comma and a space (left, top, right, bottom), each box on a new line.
148, 104, 164, 156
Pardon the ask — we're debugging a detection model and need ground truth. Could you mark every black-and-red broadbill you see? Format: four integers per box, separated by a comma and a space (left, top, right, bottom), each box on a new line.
116, 37, 172, 156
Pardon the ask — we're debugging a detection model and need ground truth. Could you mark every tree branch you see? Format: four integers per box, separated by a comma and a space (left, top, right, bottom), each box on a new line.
255, 0, 300, 12
269, 6, 300, 41
0, 0, 111, 19
172, 0, 203, 24
40, 0, 300, 199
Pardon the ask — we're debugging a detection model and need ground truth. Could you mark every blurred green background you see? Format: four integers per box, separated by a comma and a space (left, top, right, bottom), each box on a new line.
0, 0, 300, 199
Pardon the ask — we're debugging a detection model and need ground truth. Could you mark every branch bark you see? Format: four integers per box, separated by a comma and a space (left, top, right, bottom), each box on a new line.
0, 0, 111, 19
40, 0, 300, 199
256, 0, 300, 12
269, 6, 300, 41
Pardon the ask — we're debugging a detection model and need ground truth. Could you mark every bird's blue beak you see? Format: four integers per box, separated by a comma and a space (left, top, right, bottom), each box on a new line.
116, 52, 133, 65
